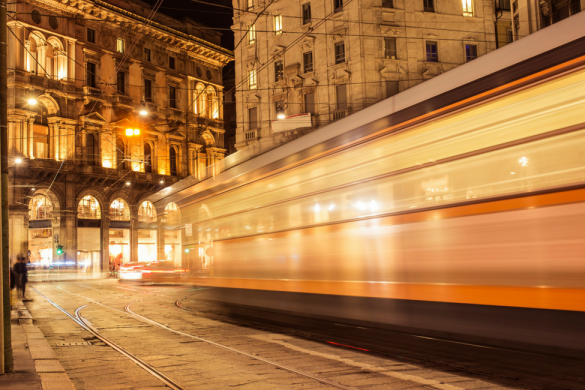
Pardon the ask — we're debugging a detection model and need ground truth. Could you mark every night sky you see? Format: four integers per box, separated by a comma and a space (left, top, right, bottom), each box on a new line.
141, 0, 235, 50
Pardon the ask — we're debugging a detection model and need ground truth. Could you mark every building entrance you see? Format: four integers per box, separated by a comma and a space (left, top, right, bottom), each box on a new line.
138, 229, 157, 262
29, 228, 53, 265
109, 229, 130, 266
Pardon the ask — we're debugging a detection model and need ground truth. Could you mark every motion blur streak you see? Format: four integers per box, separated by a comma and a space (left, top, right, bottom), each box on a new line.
148, 22, 585, 357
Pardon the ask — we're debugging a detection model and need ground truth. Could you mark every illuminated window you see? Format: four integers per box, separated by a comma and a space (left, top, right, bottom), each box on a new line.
274, 14, 283, 35
462, 0, 473, 16
110, 198, 130, 221
248, 24, 256, 44
195, 83, 206, 115
117, 38, 125, 53
207, 86, 219, 119
138, 201, 157, 223
165, 202, 180, 223
249, 69, 257, 89
29, 195, 53, 220
384, 37, 397, 59
144, 48, 151, 62
78, 195, 101, 219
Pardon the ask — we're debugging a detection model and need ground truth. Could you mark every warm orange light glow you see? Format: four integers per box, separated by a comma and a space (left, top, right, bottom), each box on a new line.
102, 160, 112, 168
126, 128, 133, 136
133, 129, 140, 136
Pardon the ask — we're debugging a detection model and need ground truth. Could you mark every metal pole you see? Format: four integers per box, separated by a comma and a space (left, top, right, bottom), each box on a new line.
0, 0, 13, 374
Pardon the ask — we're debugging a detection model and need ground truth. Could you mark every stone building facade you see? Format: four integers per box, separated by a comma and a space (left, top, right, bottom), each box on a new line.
7, 0, 234, 272
509, 0, 582, 40
232, 0, 498, 153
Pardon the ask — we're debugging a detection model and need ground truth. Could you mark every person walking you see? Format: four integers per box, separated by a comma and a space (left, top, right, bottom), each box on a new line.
10, 263, 16, 309
14, 257, 29, 299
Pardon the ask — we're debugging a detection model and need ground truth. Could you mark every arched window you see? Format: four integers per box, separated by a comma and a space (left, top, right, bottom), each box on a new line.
45, 44, 54, 78
169, 146, 178, 176
144, 143, 152, 173
116, 137, 126, 170
78, 195, 101, 219
207, 86, 219, 119
86, 133, 98, 166
138, 201, 156, 223
195, 83, 206, 116
29, 195, 53, 220
110, 198, 130, 221
165, 202, 180, 223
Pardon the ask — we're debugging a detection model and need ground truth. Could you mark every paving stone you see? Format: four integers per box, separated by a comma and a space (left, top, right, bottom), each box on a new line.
35, 360, 66, 373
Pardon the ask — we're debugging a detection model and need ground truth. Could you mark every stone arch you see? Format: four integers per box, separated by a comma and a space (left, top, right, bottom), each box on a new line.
137, 199, 157, 223
201, 130, 215, 147
29, 187, 62, 212
206, 86, 219, 119
164, 202, 181, 224
76, 188, 107, 215
36, 94, 60, 116
107, 190, 136, 215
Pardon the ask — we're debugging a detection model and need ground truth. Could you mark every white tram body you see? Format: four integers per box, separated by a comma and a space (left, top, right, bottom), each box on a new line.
148, 13, 585, 357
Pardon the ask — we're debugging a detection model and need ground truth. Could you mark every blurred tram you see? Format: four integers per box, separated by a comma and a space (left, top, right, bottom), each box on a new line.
148, 14, 585, 357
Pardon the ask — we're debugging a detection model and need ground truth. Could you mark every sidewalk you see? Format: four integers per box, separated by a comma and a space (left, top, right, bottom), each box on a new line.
0, 299, 75, 389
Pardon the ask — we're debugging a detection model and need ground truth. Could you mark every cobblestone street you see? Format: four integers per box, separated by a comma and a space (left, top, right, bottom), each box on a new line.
10, 280, 580, 390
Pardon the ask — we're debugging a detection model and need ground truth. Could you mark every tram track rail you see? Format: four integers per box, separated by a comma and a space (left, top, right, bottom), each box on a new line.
34, 284, 359, 390
32, 282, 583, 390
32, 286, 187, 390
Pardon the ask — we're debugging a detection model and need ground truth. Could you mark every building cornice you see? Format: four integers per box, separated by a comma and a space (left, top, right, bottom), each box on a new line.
31, 0, 234, 65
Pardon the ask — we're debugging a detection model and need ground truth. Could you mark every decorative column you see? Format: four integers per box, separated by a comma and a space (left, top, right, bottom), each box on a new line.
64, 211, 77, 266
157, 221, 165, 261
53, 124, 60, 160
67, 40, 75, 81
37, 44, 46, 76
101, 212, 110, 273
130, 217, 138, 262
28, 119, 34, 158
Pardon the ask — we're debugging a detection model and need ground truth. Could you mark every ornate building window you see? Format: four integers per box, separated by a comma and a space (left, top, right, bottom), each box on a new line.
110, 198, 130, 221
138, 201, 157, 223
274, 15, 283, 35
144, 142, 153, 173
29, 195, 53, 220
31, 10, 42, 24
117, 38, 125, 53
87, 28, 95, 44
165, 202, 180, 223
195, 83, 206, 115
170, 146, 178, 176
248, 24, 256, 44
207, 86, 219, 119
462, 0, 473, 16
249, 69, 257, 89
78, 195, 101, 219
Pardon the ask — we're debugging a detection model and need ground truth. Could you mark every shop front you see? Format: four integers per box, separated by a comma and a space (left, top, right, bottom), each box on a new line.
77, 195, 102, 273
137, 201, 157, 263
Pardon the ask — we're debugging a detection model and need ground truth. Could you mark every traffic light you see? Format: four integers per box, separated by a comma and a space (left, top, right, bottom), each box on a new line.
56, 245, 64, 255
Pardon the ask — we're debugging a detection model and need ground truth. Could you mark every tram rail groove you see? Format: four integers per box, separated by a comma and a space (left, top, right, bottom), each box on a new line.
124, 302, 360, 390
174, 296, 533, 387
31, 286, 187, 390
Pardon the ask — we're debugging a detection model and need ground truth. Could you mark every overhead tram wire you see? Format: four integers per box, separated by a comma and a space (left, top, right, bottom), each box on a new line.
9, 12, 515, 39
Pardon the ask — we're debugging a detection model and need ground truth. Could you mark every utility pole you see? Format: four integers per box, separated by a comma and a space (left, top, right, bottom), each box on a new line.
0, 0, 12, 374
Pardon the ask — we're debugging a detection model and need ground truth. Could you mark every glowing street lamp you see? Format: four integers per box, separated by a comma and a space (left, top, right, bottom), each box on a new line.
14, 158, 22, 164
139, 109, 148, 116
27, 98, 37, 105
126, 128, 140, 136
